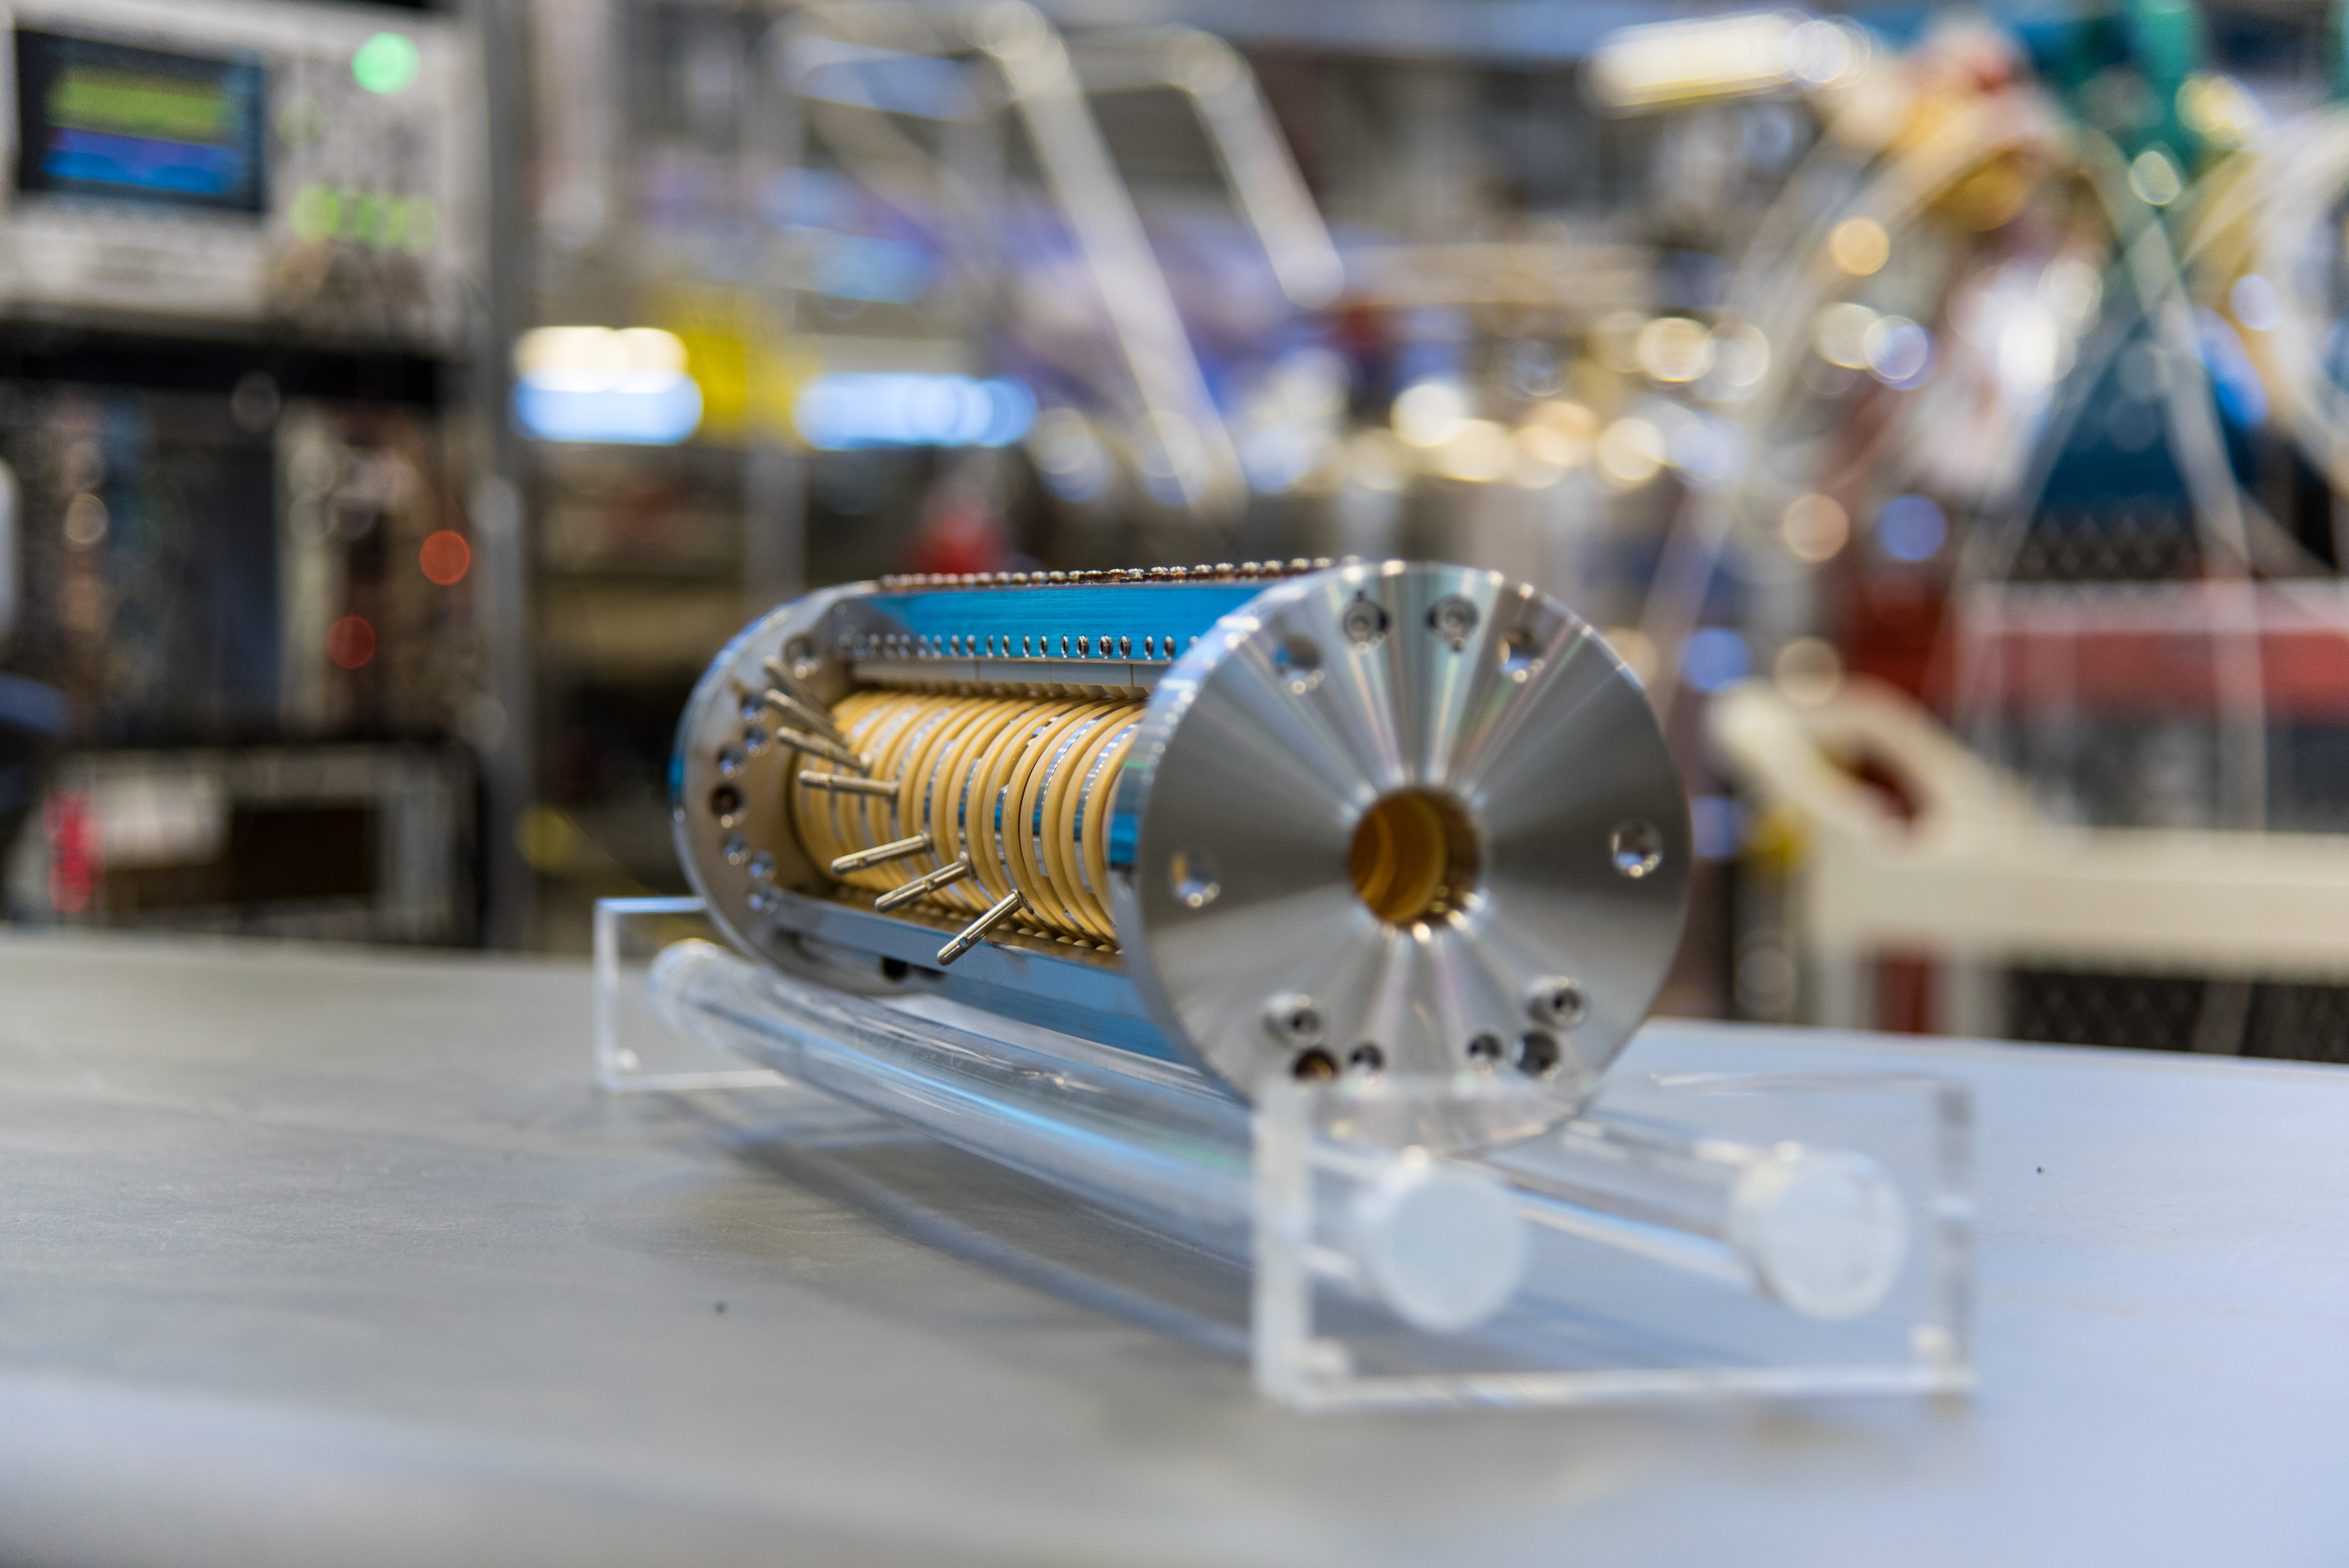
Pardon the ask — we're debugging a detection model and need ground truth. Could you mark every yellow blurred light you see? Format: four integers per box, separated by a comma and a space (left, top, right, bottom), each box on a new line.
1829, 217, 1890, 277
2178, 74, 2260, 148
1596, 418, 1665, 489
514, 325, 690, 385
1515, 423, 1587, 469
1437, 419, 1515, 483
514, 804, 582, 872
1392, 379, 1471, 447
2127, 148, 2182, 207
1774, 637, 1843, 705
1587, 13, 1801, 111
1528, 400, 1599, 443
1812, 302, 1878, 370
1780, 493, 1849, 562
1635, 316, 1714, 383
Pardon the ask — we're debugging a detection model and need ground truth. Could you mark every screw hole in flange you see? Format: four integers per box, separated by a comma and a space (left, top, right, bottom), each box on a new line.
1610, 818, 1665, 879
1527, 977, 1587, 1030
709, 784, 743, 823
1340, 597, 1389, 647
1499, 629, 1543, 682
1272, 635, 1323, 694
1291, 1048, 1339, 1082
1348, 1043, 1386, 1073
1170, 847, 1222, 908
1466, 1033, 1505, 1067
1515, 1031, 1562, 1077
1428, 595, 1480, 649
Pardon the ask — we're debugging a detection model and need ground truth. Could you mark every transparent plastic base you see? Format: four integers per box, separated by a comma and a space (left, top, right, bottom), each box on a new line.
595, 897, 1975, 1413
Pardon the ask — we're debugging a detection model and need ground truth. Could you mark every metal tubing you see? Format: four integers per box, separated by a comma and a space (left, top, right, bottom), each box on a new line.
775, 728, 870, 774
831, 834, 932, 875
938, 889, 1023, 965
875, 857, 973, 912
798, 770, 898, 798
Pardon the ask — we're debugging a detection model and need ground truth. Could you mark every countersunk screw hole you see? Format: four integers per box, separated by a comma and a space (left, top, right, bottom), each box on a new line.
1527, 977, 1587, 1029
1428, 595, 1479, 648
1610, 819, 1665, 879
1263, 992, 1325, 1046
1170, 848, 1222, 908
1340, 597, 1389, 647
1499, 628, 1543, 681
1348, 1043, 1386, 1073
1273, 635, 1323, 694
1466, 1033, 1505, 1067
1291, 1049, 1339, 1082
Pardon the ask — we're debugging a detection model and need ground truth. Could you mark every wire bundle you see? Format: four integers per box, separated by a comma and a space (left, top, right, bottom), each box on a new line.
789, 688, 1143, 948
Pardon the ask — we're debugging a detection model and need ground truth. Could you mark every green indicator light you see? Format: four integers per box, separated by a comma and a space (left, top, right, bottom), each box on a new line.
353, 33, 420, 95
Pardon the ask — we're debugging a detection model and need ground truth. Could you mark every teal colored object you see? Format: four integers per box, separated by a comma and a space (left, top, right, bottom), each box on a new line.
352, 32, 420, 95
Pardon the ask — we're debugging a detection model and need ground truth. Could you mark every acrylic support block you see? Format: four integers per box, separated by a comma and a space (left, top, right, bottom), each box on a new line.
593, 896, 792, 1093
1254, 1072, 1973, 1411
597, 901, 1975, 1413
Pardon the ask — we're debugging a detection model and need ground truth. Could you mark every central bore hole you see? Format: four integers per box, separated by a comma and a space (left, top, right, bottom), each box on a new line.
1348, 790, 1479, 925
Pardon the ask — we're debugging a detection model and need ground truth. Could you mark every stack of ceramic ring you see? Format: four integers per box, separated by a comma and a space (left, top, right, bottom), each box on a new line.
790, 689, 1142, 948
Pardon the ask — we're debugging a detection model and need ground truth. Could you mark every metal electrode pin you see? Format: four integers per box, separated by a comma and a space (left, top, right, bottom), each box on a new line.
830, 835, 932, 875
761, 688, 847, 745
874, 857, 974, 912
937, 890, 1024, 965
798, 771, 897, 798
775, 728, 872, 774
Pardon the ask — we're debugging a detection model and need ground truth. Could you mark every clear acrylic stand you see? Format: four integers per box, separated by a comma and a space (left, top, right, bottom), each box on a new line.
594, 897, 1974, 1413
593, 896, 791, 1092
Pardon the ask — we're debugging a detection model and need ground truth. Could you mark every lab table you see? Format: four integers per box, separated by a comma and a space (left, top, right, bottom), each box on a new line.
0, 929, 2343, 1566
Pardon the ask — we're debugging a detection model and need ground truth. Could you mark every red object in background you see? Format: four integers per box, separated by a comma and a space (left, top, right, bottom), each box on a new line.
419, 530, 472, 586
904, 497, 1010, 578
1874, 953, 1937, 1035
1957, 586, 2349, 720
326, 615, 377, 670
44, 792, 100, 916
1843, 567, 1949, 707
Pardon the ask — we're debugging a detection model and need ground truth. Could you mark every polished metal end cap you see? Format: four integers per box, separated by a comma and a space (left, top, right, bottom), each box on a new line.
1109, 561, 1691, 1145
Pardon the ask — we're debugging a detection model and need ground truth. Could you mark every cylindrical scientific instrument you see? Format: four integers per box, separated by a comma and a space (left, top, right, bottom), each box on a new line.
672, 559, 1689, 1146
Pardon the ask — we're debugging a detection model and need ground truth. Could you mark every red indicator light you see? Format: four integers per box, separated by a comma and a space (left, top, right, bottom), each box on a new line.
328, 615, 377, 669
419, 529, 471, 585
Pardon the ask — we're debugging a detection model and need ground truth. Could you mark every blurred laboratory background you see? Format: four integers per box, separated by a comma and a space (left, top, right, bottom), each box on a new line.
5, 0, 2349, 1060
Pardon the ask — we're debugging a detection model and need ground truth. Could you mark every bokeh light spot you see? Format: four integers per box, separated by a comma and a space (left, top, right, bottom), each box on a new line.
420, 530, 472, 586
1829, 217, 1889, 277
327, 616, 377, 670
353, 33, 421, 95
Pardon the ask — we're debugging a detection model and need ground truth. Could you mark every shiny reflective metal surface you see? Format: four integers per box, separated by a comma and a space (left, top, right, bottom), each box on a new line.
1111, 561, 1689, 1142
676, 561, 1690, 1141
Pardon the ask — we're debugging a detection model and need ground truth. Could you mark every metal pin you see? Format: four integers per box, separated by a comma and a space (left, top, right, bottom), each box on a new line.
761, 656, 829, 713
775, 727, 871, 774
874, 857, 973, 912
937, 889, 1024, 966
762, 688, 846, 744
797, 770, 896, 798
830, 834, 932, 875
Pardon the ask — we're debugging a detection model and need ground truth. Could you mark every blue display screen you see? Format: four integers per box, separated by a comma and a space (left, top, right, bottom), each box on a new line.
15, 29, 265, 214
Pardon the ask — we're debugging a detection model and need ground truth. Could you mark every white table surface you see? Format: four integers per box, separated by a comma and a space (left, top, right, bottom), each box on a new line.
2, 929, 2344, 1567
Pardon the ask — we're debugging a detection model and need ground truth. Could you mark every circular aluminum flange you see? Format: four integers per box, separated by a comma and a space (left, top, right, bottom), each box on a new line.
1109, 561, 1689, 1146
671, 581, 920, 995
